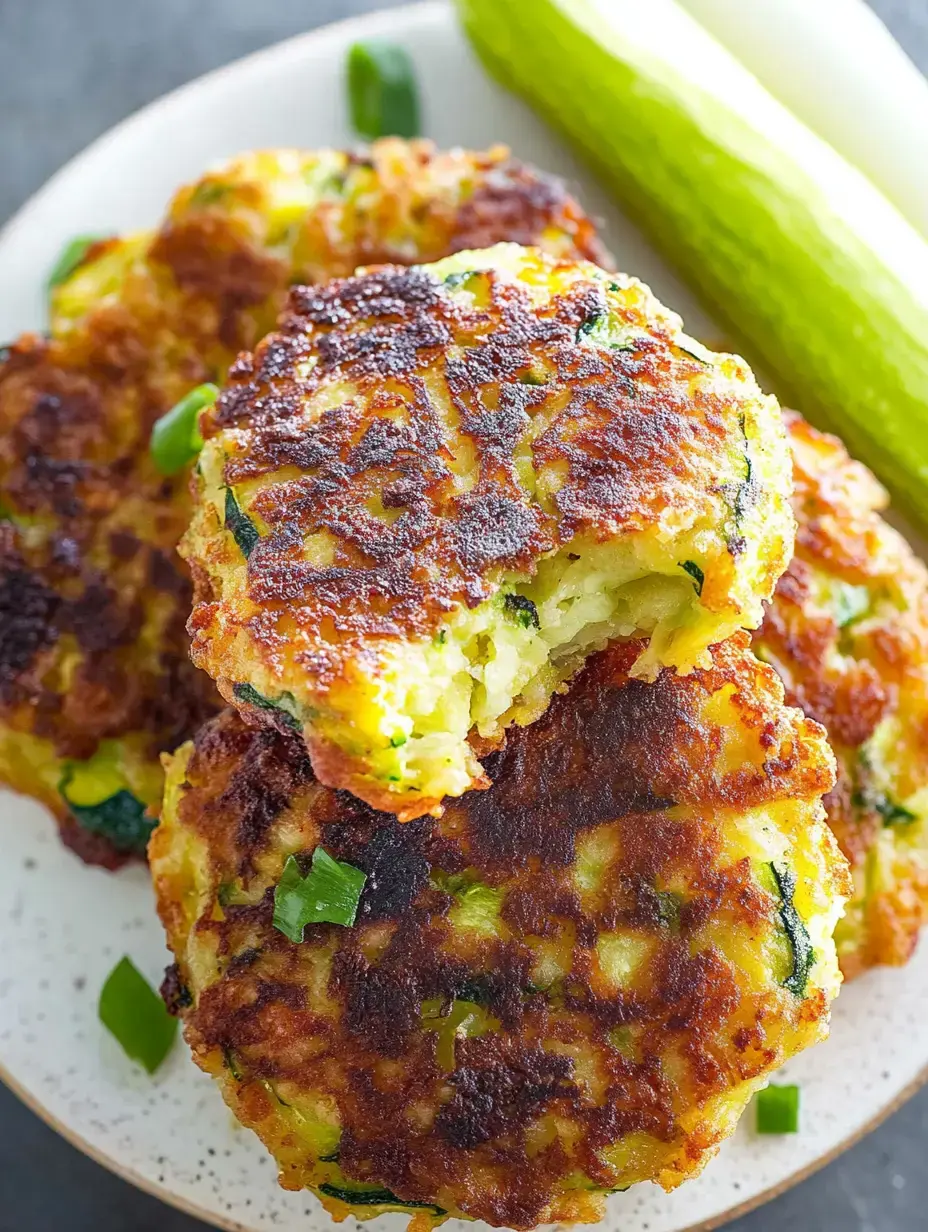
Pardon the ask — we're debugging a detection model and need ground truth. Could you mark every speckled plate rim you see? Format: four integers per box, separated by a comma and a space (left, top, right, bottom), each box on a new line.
3, 1047, 926, 1232
2, 2, 928, 1229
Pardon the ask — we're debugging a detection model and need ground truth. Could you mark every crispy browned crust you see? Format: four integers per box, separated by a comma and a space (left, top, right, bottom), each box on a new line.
755, 411, 928, 976
152, 634, 842, 1229
0, 142, 609, 858
185, 253, 784, 811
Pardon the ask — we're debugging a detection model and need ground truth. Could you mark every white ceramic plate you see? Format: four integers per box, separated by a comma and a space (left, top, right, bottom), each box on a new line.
2, 4, 927, 1230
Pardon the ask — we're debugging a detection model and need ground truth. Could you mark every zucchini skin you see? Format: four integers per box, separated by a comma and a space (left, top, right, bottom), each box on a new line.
456, 0, 928, 532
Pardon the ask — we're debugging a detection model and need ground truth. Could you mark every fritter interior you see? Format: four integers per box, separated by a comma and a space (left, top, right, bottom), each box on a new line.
0, 140, 603, 862
756, 412, 928, 977
184, 244, 794, 819
152, 633, 847, 1231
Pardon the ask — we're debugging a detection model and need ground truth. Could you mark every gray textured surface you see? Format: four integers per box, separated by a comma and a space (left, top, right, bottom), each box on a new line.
1, 1, 928, 1230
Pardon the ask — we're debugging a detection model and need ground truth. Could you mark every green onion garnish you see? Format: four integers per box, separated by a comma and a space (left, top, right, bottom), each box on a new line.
98, 956, 178, 1074
47, 235, 102, 293
755, 1083, 800, 1134
273, 849, 367, 943
346, 40, 420, 139
150, 383, 218, 475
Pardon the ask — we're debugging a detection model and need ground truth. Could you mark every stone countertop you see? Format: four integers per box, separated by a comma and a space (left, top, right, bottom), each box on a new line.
1, 2, 926, 1230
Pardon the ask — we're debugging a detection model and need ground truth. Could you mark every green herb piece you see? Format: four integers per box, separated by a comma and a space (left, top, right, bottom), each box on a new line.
504, 592, 540, 628
679, 560, 704, 596
232, 682, 302, 732
273, 849, 368, 943
755, 1083, 800, 1134
770, 862, 815, 997
98, 956, 178, 1074
346, 40, 420, 140
852, 787, 917, 827
319, 1183, 444, 1215
150, 383, 218, 475
59, 752, 153, 855
224, 487, 260, 559
47, 235, 102, 293
318, 1149, 341, 1163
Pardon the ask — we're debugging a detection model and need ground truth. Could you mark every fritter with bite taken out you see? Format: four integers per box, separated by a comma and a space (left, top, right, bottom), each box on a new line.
182, 243, 795, 819
151, 633, 847, 1231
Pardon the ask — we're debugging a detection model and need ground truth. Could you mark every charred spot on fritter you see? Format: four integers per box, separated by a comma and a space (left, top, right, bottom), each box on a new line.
151, 634, 846, 1230
184, 244, 794, 819
755, 411, 928, 978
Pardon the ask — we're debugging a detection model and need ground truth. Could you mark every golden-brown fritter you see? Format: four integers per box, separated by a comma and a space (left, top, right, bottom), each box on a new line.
152, 633, 847, 1231
0, 141, 604, 863
183, 244, 795, 819
755, 411, 928, 977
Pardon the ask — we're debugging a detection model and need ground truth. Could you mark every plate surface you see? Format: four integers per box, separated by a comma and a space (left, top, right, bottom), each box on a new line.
1, 4, 927, 1231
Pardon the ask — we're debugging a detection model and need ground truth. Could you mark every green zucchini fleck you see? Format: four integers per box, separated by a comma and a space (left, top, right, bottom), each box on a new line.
504, 592, 540, 628
576, 308, 604, 339
232, 682, 302, 732
770, 862, 815, 997
59, 761, 153, 855
679, 560, 704, 596
224, 487, 260, 559
852, 787, 917, 827
190, 181, 230, 207
443, 269, 479, 291
319, 1183, 445, 1215
222, 1047, 244, 1080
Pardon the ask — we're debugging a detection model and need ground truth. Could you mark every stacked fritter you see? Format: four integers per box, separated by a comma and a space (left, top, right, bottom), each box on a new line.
0, 139, 603, 864
182, 244, 794, 817
152, 636, 844, 1229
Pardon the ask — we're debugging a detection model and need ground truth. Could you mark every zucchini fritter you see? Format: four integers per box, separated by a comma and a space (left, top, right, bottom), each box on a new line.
0, 140, 603, 862
756, 412, 928, 978
183, 244, 795, 819
151, 633, 847, 1231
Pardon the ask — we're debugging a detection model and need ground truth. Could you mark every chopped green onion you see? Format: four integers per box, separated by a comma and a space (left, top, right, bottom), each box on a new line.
273, 849, 367, 943
319, 1183, 444, 1215
680, 560, 705, 596
770, 862, 815, 997
98, 956, 178, 1074
346, 40, 420, 139
232, 682, 302, 732
224, 487, 260, 559
150, 383, 218, 475
47, 235, 102, 293
755, 1083, 800, 1134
